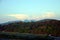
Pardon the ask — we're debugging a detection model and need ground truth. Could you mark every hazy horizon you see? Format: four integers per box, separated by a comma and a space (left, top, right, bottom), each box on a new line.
0, 0, 60, 23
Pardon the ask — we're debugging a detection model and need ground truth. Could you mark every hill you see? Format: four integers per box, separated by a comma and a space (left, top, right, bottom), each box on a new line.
0, 19, 60, 37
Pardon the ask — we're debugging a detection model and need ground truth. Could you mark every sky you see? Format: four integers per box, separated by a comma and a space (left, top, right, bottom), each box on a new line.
0, 0, 60, 23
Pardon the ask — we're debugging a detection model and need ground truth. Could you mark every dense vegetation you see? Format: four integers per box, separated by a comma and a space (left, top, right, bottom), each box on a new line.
0, 19, 60, 37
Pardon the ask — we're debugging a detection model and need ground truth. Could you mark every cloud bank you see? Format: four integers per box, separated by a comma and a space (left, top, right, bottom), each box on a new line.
8, 12, 56, 21
41, 12, 55, 18
8, 14, 29, 20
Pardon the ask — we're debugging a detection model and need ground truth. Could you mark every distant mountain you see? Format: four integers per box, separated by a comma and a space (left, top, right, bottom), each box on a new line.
0, 19, 60, 37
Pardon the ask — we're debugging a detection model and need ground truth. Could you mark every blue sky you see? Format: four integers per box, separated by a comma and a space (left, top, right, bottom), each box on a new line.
0, 0, 60, 23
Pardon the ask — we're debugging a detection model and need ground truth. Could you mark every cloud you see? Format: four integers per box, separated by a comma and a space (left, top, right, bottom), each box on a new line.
30, 12, 56, 20
8, 12, 56, 20
41, 12, 55, 18
8, 14, 29, 20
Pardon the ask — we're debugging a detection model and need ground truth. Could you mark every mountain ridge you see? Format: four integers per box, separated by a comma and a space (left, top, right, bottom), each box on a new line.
0, 19, 60, 37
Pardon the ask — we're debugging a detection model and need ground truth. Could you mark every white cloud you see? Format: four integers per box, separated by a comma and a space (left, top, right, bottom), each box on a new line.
8, 12, 56, 21
41, 12, 55, 18
8, 14, 29, 20
30, 12, 56, 20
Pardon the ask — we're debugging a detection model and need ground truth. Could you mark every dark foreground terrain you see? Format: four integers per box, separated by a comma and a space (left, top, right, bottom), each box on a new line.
0, 32, 54, 40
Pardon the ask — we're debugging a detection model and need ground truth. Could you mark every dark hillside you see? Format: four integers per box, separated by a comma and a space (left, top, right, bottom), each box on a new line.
0, 19, 60, 37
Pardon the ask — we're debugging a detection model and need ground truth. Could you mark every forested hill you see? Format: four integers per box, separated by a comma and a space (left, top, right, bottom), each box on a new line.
0, 19, 60, 37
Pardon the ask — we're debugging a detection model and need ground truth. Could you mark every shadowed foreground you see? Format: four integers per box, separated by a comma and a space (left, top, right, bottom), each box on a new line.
0, 32, 54, 40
